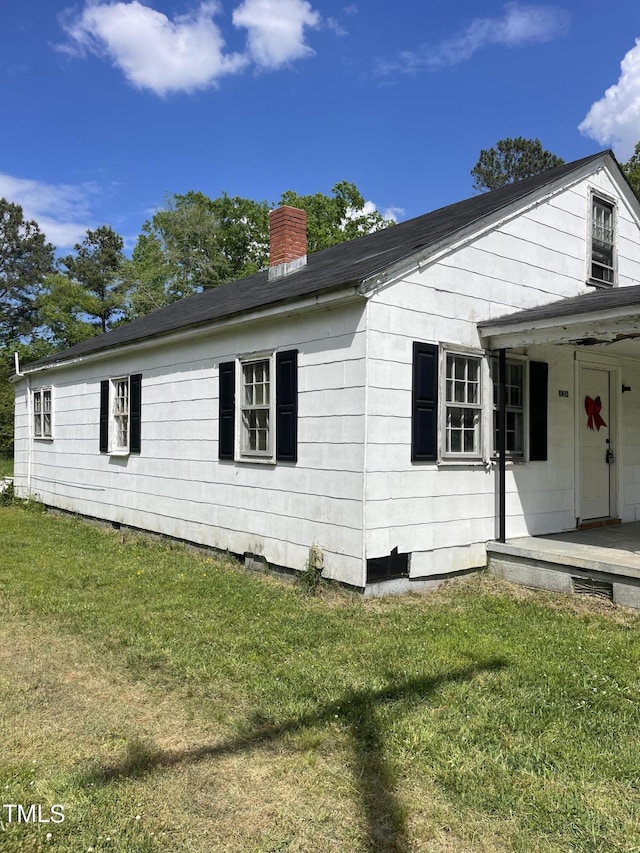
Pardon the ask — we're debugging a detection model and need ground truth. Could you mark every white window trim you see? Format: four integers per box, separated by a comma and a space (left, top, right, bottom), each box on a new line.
587, 190, 617, 287
236, 352, 276, 463
33, 387, 53, 440
110, 376, 130, 455
439, 346, 483, 461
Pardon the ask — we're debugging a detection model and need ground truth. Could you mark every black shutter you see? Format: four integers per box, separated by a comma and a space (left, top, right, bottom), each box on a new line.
529, 361, 548, 461
412, 342, 438, 462
276, 350, 298, 462
99, 380, 109, 453
129, 373, 142, 454
219, 361, 235, 460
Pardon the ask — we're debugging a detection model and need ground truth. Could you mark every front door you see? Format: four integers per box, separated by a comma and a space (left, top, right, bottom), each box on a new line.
579, 366, 614, 521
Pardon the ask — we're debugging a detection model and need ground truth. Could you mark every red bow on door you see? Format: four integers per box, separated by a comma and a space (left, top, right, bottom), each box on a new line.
585, 396, 607, 431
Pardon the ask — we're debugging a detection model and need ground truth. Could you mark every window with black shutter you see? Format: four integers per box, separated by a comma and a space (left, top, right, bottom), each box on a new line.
221, 350, 298, 463
99, 373, 142, 454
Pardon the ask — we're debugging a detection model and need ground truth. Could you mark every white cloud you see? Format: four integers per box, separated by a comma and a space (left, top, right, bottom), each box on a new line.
326, 17, 348, 37
232, 0, 320, 69
0, 174, 100, 248
359, 200, 403, 222
578, 39, 640, 160
378, 2, 569, 75
344, 200, 403, 229
380, 205, 404, 223
60, 1, 246, 95
59, 0, 323, 94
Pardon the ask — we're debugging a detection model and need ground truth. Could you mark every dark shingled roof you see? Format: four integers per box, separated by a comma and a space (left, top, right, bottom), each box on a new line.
479, 282, 640, 330
29, 150, 614, 370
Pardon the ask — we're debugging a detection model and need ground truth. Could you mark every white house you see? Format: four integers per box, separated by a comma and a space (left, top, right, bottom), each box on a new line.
13, 150, 640, 597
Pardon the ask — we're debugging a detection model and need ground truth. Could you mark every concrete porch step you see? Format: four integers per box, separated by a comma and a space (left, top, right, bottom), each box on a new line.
487, 522, 640, 609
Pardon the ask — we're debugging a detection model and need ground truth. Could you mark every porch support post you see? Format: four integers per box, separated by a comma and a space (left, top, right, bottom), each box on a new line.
498, 348, 507, 543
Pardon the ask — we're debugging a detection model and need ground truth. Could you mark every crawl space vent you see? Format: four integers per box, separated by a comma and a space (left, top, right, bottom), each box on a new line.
571, 576, 613, 601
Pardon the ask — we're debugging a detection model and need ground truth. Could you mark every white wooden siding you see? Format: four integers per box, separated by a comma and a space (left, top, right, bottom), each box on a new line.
13, 166, 640, 590
13, 301, 368, 588
364, 172, 640, 577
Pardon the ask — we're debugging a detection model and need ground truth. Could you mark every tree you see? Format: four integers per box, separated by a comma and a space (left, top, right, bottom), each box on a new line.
279, 181, 394, 254
126, 192, 270, 315
125, 183, 393, 318
138, 192, 226, 300
621, 142, 640, 201
52, 226, 127, 335
208, 192, 270, 280
122, 233, 175, 320
471, 138, 565, 192
35, 273, 99, 350
0, 198, 54, 347
0, 338, 53, 458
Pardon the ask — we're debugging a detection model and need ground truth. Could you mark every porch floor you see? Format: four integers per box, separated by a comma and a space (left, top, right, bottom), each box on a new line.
486, 522, 640, 608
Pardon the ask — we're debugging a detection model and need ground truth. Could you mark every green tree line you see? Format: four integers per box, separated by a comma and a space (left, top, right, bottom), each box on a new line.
0, 181, 394, 456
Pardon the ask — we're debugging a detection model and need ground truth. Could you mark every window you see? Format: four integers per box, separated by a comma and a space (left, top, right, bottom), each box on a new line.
444, 352, 482, 456
492, 359, 524, 456
99, 374, 142, 454
113, 378, 129, 450
218, 351, 298, 463
33, 388, 52, 439
590, 196, 615, 284
411, 343, 548, 464
492, 359, 548, 462
241, 358, 271, 456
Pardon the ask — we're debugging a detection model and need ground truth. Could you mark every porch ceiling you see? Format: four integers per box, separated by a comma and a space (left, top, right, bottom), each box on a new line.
478, 283, 640, 351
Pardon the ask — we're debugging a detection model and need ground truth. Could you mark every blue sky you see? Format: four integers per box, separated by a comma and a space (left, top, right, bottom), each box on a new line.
1, 0, 639, 253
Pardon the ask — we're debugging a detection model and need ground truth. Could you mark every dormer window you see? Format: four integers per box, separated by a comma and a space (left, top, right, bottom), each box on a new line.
590, 196, 615, 285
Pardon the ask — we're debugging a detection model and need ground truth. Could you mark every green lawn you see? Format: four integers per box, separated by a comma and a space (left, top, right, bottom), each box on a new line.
1, 504, 639, 852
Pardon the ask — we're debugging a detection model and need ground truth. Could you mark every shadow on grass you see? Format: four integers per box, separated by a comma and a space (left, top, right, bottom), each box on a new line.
80, 659, 506, 852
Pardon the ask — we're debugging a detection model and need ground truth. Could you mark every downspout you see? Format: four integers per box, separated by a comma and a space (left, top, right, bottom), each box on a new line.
498, 348, 506, 543
26, 373, 33, 495
361, 301, 370, 589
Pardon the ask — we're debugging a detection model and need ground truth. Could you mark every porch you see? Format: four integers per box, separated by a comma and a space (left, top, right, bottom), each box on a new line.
487, 521, 640, 609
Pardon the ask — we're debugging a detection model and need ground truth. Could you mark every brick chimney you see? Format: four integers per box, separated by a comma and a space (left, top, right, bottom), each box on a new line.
268, 206, 307, 281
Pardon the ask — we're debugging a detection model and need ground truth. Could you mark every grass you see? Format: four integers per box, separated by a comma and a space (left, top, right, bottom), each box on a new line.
1, 505, 640, 852
0, 455, 13, 478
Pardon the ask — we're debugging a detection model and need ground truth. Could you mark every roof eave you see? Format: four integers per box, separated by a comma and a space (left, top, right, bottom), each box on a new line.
480, 303, 640, 349
20, 282, 363, 375
361, 152, 616, 294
